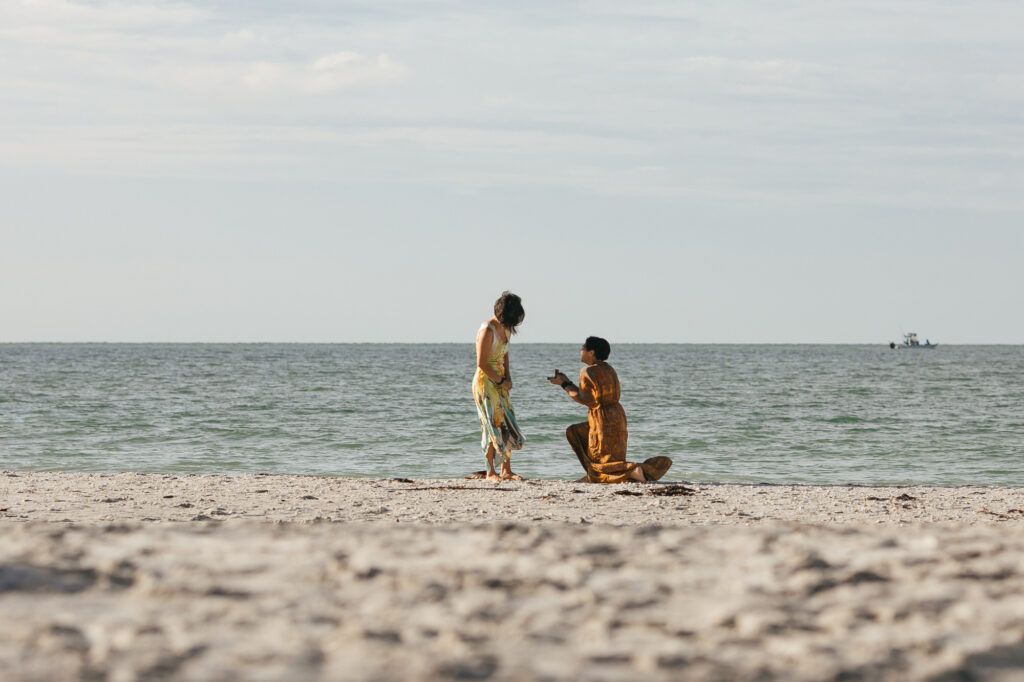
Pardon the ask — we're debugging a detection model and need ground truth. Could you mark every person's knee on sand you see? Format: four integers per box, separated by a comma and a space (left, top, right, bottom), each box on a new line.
565, 422, 593, 478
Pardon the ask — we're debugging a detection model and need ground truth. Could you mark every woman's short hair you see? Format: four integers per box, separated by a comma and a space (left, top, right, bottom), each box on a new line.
584, 336, 611, 361
494, 291, 525, 334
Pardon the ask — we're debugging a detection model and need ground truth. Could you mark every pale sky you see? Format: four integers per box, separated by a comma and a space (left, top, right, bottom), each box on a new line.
2, 0, 1022, 343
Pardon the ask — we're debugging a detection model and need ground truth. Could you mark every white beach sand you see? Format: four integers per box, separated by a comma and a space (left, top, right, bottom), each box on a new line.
3, 472, 1024, 680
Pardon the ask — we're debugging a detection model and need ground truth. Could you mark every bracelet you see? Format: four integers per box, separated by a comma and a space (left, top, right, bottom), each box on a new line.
560, 380, 572, 389
494, 376, 506, 386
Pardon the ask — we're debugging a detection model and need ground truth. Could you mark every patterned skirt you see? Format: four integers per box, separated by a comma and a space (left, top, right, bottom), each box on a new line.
472, 369, 524, 461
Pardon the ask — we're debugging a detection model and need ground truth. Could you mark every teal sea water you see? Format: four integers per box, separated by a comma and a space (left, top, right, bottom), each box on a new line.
1, 344, 1022, 485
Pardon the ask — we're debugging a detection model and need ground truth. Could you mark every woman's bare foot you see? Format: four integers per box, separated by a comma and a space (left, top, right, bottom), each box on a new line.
483, 447, 502, 482
500, 462, 523, 481
629, 465, 647, 483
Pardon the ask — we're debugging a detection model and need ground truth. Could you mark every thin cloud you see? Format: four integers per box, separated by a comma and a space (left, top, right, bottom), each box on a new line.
678, 56, 830, 96
162, 52, 407, 96
2, 0, 1023, 216
0, 0, 207, 32
1, 2, 408, 98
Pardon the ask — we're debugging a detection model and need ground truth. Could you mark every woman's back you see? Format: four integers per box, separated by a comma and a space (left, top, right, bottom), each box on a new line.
581, 362, 621, 408
478, 322, 508, 371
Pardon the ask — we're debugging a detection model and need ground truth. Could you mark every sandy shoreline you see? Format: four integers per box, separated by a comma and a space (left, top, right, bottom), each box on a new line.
4, 473, 1024, 680
5, 472, 1024, 526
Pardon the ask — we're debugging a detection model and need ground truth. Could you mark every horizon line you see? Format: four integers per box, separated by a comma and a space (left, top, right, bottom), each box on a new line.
1, 340, 1018, 346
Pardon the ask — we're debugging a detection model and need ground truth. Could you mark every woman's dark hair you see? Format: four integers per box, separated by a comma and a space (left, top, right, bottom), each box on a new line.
584, 336, 611, 361
494, 291, 525, 335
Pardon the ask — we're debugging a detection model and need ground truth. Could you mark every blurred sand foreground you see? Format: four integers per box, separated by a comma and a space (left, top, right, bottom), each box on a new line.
3, 473, 1024, 681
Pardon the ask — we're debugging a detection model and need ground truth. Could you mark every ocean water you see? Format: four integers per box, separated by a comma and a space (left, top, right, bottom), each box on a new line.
0, 344, 1022, 485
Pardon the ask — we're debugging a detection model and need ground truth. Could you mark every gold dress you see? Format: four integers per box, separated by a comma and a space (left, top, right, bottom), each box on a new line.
565, 362, 640, 483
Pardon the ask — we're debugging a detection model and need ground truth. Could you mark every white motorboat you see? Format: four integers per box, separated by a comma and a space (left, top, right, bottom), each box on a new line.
890, 332, 937, 349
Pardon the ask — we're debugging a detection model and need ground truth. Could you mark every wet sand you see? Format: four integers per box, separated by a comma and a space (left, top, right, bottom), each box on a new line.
3, 472, 1024, 680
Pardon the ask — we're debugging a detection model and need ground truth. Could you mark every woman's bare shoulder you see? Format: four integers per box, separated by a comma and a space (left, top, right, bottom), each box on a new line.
477, 321, 496, 342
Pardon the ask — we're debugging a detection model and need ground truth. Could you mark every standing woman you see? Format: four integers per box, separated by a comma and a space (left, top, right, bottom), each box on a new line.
472, 291, 525, 481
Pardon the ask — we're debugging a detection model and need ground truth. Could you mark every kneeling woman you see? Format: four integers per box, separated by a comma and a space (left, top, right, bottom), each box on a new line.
549, 337, 672, 483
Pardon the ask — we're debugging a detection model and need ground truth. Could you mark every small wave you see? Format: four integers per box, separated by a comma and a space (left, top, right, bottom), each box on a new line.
824, 416, 863, 424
